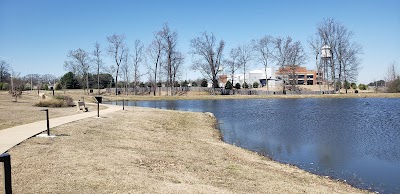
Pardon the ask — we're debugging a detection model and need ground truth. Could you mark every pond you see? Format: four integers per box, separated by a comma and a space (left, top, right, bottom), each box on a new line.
105, 98, 400, 193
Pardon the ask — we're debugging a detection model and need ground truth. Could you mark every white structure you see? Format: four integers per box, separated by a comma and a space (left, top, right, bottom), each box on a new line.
321, 45, 332, 58
234, 67, 276, 87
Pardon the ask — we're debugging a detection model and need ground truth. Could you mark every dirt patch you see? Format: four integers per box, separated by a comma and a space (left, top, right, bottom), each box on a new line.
5, 107, 369, 193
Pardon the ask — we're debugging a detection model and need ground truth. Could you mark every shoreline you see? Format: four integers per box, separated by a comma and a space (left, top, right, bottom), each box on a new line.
4, 106, 370, 193
98, 92, 400, 102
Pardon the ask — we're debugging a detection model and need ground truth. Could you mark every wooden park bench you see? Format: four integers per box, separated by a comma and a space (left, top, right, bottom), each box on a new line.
77, 101, 89, 112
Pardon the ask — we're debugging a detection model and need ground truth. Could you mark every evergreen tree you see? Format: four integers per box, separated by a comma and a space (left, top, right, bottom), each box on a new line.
225, 81, 233, 89
201, 79, 208, 87
242, 82, 249, 89
60, 72, 80, 89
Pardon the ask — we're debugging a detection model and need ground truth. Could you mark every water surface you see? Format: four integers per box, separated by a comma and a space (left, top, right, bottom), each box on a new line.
105, 98, 400, 193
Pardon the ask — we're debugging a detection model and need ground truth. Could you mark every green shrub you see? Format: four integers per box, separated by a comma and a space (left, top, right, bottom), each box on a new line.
235, 83, 241, 89
351, 82, 357, 89
225, 81, 233, 89
1, 83, 9, 90
24, 84, 31, 90
191, 81, 197, 87
43, 84, 49, 90
358, 84, 368, 90
242, 82, 249, 89
55, 82, 62, 90
181, 80, 189, 87
253, 82, 259, 88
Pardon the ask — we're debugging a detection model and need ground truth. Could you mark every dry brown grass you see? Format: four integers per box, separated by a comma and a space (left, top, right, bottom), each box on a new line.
5, 107, 370, 193
0, 91, 105, 130
41, 89, 400, 103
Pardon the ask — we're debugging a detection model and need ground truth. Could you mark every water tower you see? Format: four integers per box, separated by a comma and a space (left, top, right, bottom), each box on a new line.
321, 45, 332, 59
320, 45, 332, 93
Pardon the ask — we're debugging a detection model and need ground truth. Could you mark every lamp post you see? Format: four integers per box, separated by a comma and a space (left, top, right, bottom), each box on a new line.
40, 109, 50, 136
0, 153, 12, 194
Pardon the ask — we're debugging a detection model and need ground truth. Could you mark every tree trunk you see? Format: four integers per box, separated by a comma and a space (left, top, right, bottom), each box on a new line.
115, 69, 119, 95
97, 66, 100, 95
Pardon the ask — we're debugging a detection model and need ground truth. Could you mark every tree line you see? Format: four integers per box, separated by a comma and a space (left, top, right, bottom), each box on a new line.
2, 18, 399, 94
64, 19, 363, 95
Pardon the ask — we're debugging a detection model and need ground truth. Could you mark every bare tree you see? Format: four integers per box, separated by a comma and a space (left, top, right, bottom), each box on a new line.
387, 61, 398, 81
9, 72, 23, 102
64, 48, 91, 94
252, 36, 275, 92
104, 65, 116, 91
93, 42, 103, 95
158, 24, 184, 96
190, 32, 225, 91
274, 36, 292, 93
341, 43, 361, 93
107, 34, 128, 95
41, 74, 56, 85
160, 24, 176, 95
314, 18, 362, 92
236, 43, 253, 88
274, 36, 307, 93
0, 60, 11, 83
386, 61, 400, 93
171, 51, 184, 93
121, 52, 130, 95
147, 32, 163, 96
132, 39, 144, 95
225, 47, 242, 86
308, 35, 323, 93
288, 41, 307, 90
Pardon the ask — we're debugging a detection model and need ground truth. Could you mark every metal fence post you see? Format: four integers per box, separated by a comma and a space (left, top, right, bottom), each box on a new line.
0, 153, 12, 194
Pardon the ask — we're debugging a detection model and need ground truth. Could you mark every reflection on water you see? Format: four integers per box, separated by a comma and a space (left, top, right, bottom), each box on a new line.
105, 98, 400, 193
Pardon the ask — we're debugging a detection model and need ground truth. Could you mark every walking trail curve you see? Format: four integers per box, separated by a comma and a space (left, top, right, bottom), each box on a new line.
0, 103, 121, 154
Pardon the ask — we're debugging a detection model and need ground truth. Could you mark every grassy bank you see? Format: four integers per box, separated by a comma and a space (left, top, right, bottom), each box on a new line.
99, 91, 400, 102
0, 91, 106, 130
4, 106, 369, 193
12, 89, 399, 103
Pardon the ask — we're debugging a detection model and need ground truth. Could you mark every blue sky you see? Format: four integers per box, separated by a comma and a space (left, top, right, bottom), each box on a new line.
0, 0, 399, 84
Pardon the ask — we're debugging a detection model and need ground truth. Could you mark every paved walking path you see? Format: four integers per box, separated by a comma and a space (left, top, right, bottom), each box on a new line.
0, 103, 121, 154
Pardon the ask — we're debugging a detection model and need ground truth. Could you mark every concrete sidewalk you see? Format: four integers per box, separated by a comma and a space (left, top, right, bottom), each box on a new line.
0, 103, 121, 154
